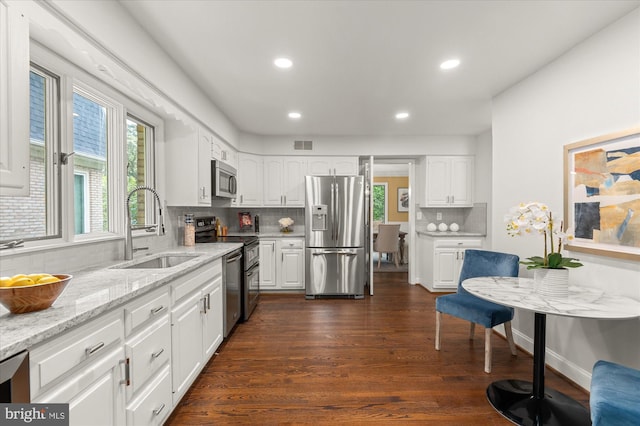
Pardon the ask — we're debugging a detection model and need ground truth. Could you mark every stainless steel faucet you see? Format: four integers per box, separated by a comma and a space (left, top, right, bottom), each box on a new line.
125, 186, 165, 260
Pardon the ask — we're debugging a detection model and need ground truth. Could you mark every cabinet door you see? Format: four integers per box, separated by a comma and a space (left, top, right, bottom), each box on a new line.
426, 157, 450, 206
307, 157, 333, 176
433, 248, 458, 289
171, 292, 204, 404
333, 157, 358, 175
263, 157, 284, 205
202, 277, 224, 361
236, 153, 263, 205
259, 240, 277, 289
0, 3, 30, 196
450, 157, 473, 206
283, 158, 307, 206
197, 129, 212, 205
34, 347, 126, 426
279, 248, 304, 289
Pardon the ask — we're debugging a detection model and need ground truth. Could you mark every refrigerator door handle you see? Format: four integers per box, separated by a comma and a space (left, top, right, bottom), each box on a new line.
312, 250, 357, 256
334, 180, 339, 243
330, 182, 336, 241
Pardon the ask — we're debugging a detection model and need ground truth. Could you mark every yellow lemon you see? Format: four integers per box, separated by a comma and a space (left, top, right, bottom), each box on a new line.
0, 276, 13, 287
28, 273, 51, 281
11, 277, 35, 287
36, 275, 60, 285
10, 274, 28, 281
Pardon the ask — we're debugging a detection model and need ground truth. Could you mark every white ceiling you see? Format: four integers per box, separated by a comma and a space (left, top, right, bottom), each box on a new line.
119, 0, 639, 137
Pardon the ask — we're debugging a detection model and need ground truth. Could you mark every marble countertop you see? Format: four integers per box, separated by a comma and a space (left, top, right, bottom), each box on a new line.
416, 230, 486, 237
227, 231, 305, 238
0, 243, 241, 360
463, 276, 640, 319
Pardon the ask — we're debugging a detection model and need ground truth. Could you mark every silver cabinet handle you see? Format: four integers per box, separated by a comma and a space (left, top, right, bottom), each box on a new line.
120, 358, 130, 386
151, 348, 164, 359
86, 342, 104, 355
151, 305, 165, 315
153, 403, 165, 416
201, 296, 207, 314
207, 293, 211, 310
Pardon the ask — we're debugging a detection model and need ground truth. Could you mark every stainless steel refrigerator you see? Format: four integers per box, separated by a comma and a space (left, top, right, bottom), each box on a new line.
305, 175, 365, 299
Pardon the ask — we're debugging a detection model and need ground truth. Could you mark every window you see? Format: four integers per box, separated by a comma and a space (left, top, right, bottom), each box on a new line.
0, 66, 60, 242
373, 183, 388, 223
126, 116, 155, 227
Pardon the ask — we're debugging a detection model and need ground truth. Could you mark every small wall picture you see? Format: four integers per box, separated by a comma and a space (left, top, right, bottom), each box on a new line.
398, 187, 409, 212
238, 212, 252, 230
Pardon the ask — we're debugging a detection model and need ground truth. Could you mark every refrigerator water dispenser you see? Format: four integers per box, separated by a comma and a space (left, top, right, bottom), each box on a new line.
311, 205, 327, 231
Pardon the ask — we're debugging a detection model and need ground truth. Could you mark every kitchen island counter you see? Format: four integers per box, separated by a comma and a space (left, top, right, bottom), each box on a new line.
0, 243, 241, 360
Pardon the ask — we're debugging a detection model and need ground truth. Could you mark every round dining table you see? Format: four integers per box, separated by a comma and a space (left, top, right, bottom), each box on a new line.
462, 276, 640, 426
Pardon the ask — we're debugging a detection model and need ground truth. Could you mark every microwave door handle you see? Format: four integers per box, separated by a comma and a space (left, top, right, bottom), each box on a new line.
229, 175, 237, 194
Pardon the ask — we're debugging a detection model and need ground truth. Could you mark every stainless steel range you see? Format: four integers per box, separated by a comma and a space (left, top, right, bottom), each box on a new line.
194, 217, 259, 328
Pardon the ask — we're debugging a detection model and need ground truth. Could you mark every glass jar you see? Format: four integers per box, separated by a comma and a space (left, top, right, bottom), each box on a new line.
184, 214, 195, 246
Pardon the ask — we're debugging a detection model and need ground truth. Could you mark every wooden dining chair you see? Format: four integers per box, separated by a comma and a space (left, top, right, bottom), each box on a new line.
373, 224, 401, 268
435, 249, 520, 373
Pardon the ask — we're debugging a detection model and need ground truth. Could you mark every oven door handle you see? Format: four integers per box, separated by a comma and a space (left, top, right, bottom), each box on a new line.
246, 263, 260, 277
226, 252, 243, 263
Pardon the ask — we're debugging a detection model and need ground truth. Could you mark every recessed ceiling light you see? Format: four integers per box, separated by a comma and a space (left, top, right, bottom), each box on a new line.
395, 112, 410, 120
288, 112, 302, 119
274, 57, 293, 69
440, 59, 461, 70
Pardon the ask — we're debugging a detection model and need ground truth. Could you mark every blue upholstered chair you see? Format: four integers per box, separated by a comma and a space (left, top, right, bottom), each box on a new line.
435, 249, 519, 373
590, 360, 640, 426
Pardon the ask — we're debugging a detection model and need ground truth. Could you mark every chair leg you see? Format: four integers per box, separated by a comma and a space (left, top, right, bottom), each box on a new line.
394, 251, 399, 268
469, 322, 475, 340
435, 311, 441, 350
377, 252, 381, 269
504, 321, 517, 356
484, 328, 492, 373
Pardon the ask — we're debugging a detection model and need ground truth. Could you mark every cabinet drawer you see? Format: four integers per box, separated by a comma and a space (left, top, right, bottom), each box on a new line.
125, 317, 171, 397
172, 261, 221, 303
30, 311, 124, 395
433, 239, 482, 249
279, 239, 303, 249
124, 288, 170, 335
126, 364, 172, 426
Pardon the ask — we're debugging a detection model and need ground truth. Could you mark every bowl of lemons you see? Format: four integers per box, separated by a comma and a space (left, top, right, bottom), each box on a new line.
0, 274, 72, 314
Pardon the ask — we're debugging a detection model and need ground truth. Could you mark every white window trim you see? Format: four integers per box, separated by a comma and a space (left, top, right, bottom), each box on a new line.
74, 170, 90, 234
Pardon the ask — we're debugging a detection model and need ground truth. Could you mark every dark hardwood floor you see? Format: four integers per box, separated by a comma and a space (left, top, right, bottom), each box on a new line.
166, 272, 589, 425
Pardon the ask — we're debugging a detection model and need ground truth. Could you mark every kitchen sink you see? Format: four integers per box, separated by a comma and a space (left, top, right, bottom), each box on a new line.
114, 254, 201, 269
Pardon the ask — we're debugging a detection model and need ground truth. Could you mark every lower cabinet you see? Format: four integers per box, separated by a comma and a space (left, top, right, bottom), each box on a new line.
28, 258, 224, 426
30, 310, 126, 426
418, 236, 483, 292
260, 238, 305, 290
170, 260, 223, 405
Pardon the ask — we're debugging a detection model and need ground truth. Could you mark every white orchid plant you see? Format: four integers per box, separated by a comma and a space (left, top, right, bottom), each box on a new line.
505, 202, 583, 270
278, 217, 294, 231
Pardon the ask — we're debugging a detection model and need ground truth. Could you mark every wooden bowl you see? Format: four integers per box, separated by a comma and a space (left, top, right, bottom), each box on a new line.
0, 274, 72, 314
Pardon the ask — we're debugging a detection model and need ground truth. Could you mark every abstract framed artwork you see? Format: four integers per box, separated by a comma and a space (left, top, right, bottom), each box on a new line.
563, 126, 640, 261
398, 187, 409, 212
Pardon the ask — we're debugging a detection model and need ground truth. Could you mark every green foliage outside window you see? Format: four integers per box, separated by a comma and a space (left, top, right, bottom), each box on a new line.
373, 185, 386, 222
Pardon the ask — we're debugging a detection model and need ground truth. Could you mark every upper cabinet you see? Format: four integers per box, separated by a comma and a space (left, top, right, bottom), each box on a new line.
263, 157, 307, 207
165, 121, 212, 206
0, 2, 30, 196
419, 156, 474, 208
234, 153, 263, 206
307, 156, 358, 176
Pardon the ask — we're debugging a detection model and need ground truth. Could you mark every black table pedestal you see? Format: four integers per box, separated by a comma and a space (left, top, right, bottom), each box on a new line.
485, 313, 590, 425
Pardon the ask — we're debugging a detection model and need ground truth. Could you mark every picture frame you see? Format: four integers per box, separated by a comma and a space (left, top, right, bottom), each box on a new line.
563, 126, 640, 261
397, 187, 409, 212
238, 212, 252, 230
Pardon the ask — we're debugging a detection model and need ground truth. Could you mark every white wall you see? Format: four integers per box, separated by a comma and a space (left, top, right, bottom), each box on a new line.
492, 8, 640, 390
474, 129, 493, 248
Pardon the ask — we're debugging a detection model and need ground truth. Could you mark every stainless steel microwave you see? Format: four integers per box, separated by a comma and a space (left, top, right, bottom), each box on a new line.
212, 160, 237, 199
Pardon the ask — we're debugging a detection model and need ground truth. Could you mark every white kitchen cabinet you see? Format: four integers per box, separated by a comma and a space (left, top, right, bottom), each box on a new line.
165, 121, 213, 206
260, 238, 305, 290
259, 239, 277, 290
125, 365, 172, 426
170, 260, 223, 405
420, 156, 474, 207
263, 157, 307, 206
277, 239, 305, 290
0, 2, 30, 196
233, 153, 263, 206
418, 236, 482, 292
307, 156, 358, 176
30, 310, 126, 426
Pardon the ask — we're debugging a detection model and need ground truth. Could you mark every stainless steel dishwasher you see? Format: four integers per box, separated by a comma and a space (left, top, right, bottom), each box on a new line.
223, 248, 242, 337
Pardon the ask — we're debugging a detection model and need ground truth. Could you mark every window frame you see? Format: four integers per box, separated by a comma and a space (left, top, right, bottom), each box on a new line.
1, 41, 162, 251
